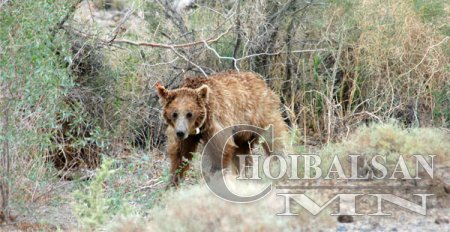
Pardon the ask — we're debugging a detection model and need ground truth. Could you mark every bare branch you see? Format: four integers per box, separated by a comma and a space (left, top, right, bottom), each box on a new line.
142, 57, 179, 67
203, 40, 325, 72
231, 0, 242, 69
169, 47, 208, 77
110, 26, 232, 49
51, 0, 83, 39
156, 0, 193, 42
108, 7, 136, 43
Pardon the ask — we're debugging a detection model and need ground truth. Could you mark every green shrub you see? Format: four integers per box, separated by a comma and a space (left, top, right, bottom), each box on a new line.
73, 158, 132, 230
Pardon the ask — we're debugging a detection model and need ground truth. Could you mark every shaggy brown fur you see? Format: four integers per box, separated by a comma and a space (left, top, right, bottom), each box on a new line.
156, 71, 287, 185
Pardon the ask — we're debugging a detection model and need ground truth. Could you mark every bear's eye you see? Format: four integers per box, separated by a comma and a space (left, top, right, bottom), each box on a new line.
186, 112, 193, 119
172, 112, 178, 119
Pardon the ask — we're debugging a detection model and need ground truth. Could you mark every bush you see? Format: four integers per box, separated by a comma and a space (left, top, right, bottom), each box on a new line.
73, 158, 132, 230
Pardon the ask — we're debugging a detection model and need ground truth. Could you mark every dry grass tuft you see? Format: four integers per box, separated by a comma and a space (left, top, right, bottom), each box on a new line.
318, 122, 450, 192
109, 176, 337, 231
325, 122, 450, 163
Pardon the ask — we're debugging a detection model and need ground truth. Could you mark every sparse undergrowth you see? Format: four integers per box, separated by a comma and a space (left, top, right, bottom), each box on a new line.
319, 122, 450, 173
74, 122, 449, 231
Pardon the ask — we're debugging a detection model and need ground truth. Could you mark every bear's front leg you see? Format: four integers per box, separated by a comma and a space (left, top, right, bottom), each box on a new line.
167, 135, 199, 186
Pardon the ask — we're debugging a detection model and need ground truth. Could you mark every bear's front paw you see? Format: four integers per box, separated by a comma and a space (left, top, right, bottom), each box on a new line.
164, 176, 180, 190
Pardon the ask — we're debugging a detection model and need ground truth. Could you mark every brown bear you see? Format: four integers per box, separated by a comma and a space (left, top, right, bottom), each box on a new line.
156, 71, 287, 185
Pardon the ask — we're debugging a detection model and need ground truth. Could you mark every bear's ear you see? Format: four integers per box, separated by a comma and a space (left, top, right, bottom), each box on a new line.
155, 82, 169, 101
196, 85, 209, 101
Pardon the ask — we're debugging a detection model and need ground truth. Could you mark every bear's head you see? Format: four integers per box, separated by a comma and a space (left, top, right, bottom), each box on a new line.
155, 82, 209, 140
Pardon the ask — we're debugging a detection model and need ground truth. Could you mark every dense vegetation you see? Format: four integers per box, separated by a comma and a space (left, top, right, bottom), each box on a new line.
0, 0, 448, 230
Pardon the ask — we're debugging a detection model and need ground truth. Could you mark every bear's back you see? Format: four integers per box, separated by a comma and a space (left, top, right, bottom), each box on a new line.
181, 71, 264, 90
181, 71, 280, 126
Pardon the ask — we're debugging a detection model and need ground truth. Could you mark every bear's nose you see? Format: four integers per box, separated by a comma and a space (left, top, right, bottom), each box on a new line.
176, 131, 185, 139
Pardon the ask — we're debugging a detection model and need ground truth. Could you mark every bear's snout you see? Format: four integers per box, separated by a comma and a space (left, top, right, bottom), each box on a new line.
175, 119, 189, 140
176, 131, 186, 139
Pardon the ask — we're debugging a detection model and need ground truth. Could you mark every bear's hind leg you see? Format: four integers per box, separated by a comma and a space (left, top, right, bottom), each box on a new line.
262, 116, 288, 156
232, 137, 257, 174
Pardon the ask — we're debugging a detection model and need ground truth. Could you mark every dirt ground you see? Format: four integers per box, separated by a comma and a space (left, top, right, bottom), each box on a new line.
1, 167, 449, 231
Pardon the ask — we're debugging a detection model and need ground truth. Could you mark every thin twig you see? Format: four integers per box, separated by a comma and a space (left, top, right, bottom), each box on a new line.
142, 57, 179, 67
111, 26, 232, 49
398, 36, 449, 79
134, 179, 164, 192
108, 7, 136, 43
51, 0, 83, 39
203, 40, 325, 72
169, 47, 208, 77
